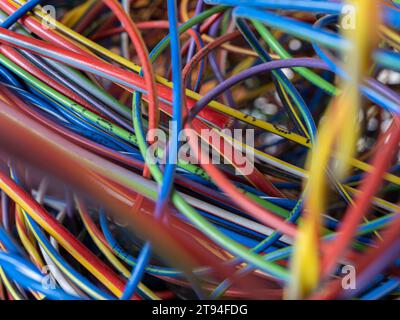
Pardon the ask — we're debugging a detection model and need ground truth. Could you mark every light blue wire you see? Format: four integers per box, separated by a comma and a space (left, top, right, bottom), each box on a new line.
8, 167, 113, 300
0, 196, 76, 300
26, 214, 115, 300
236, 18, 317, 138
121, 0, 183, 300
311, 15, 347, 78
99, 210, 180, 276
0, 0, 42, 29
311, 14, 400, 114
210, 201, 303, 298
205, 0, 400, 30
0, 252, 79, 300
232, 6, 350, 50
0, 226, 24, 256
361, 277, 400, 300
375, 50, 400, 72
205, 0, 343, 14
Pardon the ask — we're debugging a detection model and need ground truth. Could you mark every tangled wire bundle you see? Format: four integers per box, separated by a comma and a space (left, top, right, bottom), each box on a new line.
0, 0, 399, 301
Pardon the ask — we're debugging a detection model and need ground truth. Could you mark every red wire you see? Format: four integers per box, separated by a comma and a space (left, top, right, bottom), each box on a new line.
185, 130, 297, 237
0, 170, 132, 298
322, 117, 400, 277
314, 213, 400, 299
102, 0, 159, 139
74, 1, 105, 34
179, 30, 297, 237
0, 23, 231, 128
0, 85, 251, 229
0, 83, 250, 285
0, 0, 92, 57
0, 45, 101, 115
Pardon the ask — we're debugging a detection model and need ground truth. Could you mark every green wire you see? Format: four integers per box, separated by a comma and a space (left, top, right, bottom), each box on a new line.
237, 18, 314, 139
252, 20, 340, 96
132, 107, 290, 280
221, 9, 232, 35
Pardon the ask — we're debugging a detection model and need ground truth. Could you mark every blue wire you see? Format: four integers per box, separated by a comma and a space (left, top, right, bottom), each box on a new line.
0, 63, 136, 152
9, 167, 114, 300
233, 6, 350, 51
0, 196, 75, 300
0, 226, 24, 256
26, 213, 115, 300
0, 82, 67, 121
99, 210, 179, 276
210, 201, 302, 298
121, 0, 183, 298
263, 213, 396, 263
0, 0, 42, 29
205, 0, 343, 14
384, 5, 400, 29
205, 0, 400, 30
0, 64, 23, 87
101, 203, 393, 298
311, 15, 400, 114
361, 277, 400, 300
0, 252, 79, 300
375, 50, 400, 72
236, 18, 317, 139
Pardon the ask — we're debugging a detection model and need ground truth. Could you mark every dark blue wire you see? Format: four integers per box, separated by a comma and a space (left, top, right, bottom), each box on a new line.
0, 0, 42, 29
121, 0, 185, 299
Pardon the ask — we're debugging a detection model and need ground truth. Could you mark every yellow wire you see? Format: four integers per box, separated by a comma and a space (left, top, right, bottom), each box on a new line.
75, 198, 161, 300
288, 103, 344, 299
16, 207, 49, 300
380, 25, 400, 45
61, 0, 96, 27
0, 267, 22, 300
16, 207, 45, 267
288, 0, 381, 299
277, 80, 310, 139
21, 211, 108, 300
0, 177, 123, 298
0, 242, 23, 300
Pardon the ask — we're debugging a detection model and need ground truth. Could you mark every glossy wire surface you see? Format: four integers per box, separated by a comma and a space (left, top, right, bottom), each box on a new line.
0, 0, 398, 300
